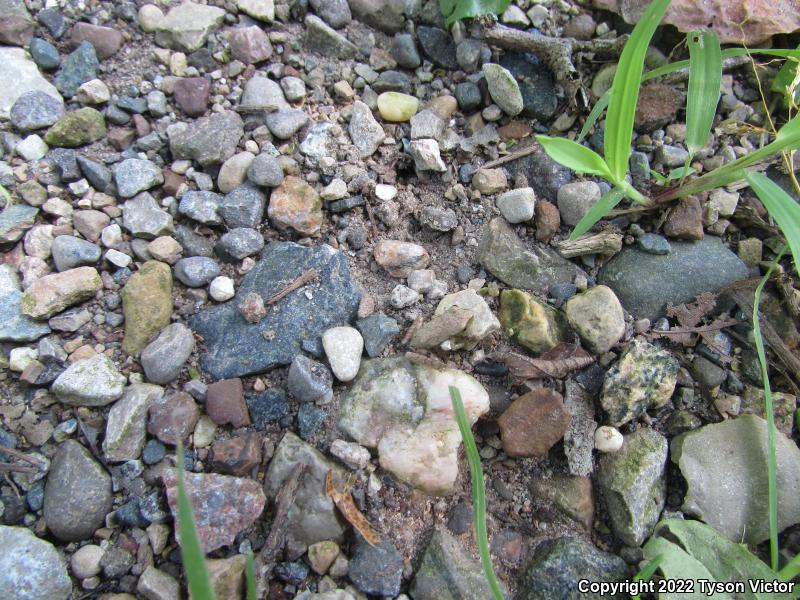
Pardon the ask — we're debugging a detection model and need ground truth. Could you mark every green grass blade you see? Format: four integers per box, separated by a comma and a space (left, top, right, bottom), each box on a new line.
245, 551, 257, 600
450, 386, 505, 600
686, 30, 722, 158
778, 551, 800, 582
175, 442, 217, 600
604, 0, 671, 181
631, 554, 663, 600
577, 94, 611, 142
746, 173, 800, 270
534, 135, 613, 179
441, 0, 511, 26
569, 186, 626, 240
752, 248, 786, 571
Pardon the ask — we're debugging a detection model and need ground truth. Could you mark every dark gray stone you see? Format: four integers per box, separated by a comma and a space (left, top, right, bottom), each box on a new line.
0, 204, 38, 243
10, 90, 64, 131
168, 110, 244, 166
142, 439, 166, 465
500, 52, 557, 121
174, 256, 220, 287
116, 95, 147, 114
175, 224, 214, 257
391, 33, 421, 69
179, 190, 223, 225
356, 313, 400, 357
53, 41, 99, 98
0, 290, 51, 342
141, 322, 195, 384
598, 236, 749, 321
265, 108, 309, 140
219, 183, 267, 229
28, 37, 60, 70
247, 153, 284, 187
50, 235, 101, 271
503, 141, 573, 202
48, 148, 80, 182
77, 155, 113, 191
246, 390, 289, 430
417, 26, 458, 70
309, 0, 351, 28
215, 227, 265, 262
327, 194, 365, 213
349, 538, 403, 597
297, 403, 326, 440
518, 537, 628, 600
37, 9, 67, 39
372, 70, 412, 93
287, 354, 333, 403
190, 242, 361, 379
43, 440, 112, 541
455, 82, 482, 112
691, 355, 727, 388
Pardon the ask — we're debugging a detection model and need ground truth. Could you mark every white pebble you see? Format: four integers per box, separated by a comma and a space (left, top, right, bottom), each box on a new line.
375, 183, 397, 201
322, 326, 364, 382
209, 276, 235, 301
9, 347, 38, 372
594, 425, 624, 453
105, 248, 132, 268
16, 135, 48, 161
330, 439, 371, 470
390, 284, 419, 308
71, 544, 104, 579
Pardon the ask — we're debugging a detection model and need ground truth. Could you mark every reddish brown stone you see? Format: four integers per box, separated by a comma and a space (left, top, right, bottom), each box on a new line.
71, 22, 124, 59
238, 292, 266, 324
664, 196, 704, 240
163, 469, 266, 553
148, 392, 200, 444
132, 114, 151, 138
211, 433, 262, 475
162, 170, 185, 196
108, 128, 136, 151
497, 388, 571, 457
534, 200, 561, 242
206, 378, 251, 427
497, 121, 532, 140
173, 77, 211, 118
634, 84, 682, 134
227, 26, 273, 64
0, 15, 34, 46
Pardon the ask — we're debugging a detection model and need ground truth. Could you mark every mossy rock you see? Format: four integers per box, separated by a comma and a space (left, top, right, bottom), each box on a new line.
499, 288, 566, 354
121, 260, 173, 354
44, 107, 107, 147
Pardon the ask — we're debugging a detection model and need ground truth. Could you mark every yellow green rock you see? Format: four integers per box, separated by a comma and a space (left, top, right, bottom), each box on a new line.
44, 107, 107, 147
499, 288, 566, 354
121, 260, 173, 354
377, 92, 419, 122
205, 554, 246, 600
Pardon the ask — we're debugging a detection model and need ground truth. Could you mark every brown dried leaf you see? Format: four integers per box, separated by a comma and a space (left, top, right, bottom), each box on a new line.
500, 343, 594, 381
325, 470, 380, 546
666, 292, 717, 328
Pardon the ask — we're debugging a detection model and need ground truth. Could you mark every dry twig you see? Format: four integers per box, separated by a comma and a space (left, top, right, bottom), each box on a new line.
266, 269, 318, 305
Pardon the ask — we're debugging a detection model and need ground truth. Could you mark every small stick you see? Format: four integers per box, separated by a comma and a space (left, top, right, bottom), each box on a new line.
648, 319, 738, 337
266, 269, 318, 305
401, 316, 424, 346
0, 445, 47, 467
481, 145, 539, 169
0, 463, 38, 474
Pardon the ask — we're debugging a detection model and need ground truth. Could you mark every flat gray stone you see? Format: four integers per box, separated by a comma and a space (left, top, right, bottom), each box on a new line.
0, 47, 62, 120
168, 110, 244, 166
0, 290, 51, 342
113, 159, 164, 199
103, 383, 162, 462
51, 353, 126, 406
122, 193, 175, 239
0, 525, 72, 600
50, 235, 101, 271
141, 323, 195, 384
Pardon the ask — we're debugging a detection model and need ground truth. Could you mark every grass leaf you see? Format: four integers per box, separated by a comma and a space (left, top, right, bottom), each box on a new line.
746, 173, 800, 270
440, 0, 510, 26
175, 442, 217, 600
534, 135, 612, 179
245, 551, 257, 600
686, 30, 722, 157
569, 186, 626, 240
450, 386, 506, 600
604, 0, 671, 181
752, 247, 786, 571
770, 45, 800, 108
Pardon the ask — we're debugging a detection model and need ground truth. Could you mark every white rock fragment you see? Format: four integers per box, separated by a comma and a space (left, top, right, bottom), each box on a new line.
322, 326, 364, 382
595, 425, 624, 453
330, 439, 371, 470
390, 284, 419, 308
209, 276, 235, 302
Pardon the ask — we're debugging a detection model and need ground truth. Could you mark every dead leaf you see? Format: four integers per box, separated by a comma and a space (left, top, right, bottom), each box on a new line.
325, 470, 380, 546
499, 343, 594, 381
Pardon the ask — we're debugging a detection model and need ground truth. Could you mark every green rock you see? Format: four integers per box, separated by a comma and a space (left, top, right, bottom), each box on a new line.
597, 427, 667, 546
376, 92, 419, 122
44, 107, 106, 147
499, 288, 566, 354
410, 529, 510, 600
600, 337, 678, 426
121, 260, 172, 354
672, 414, 800, 545
206, 554, 246, 600
518, 537, 628, 600
482, 63, 524, 116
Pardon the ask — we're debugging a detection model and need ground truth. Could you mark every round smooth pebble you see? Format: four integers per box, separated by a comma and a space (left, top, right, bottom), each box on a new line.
209, 276, 235, 301
321, 326, 364, 382
71, 544, 105, 579
375, 184, 397, 201
377, 92, 419, 122
595, 426, 624, 453
496, 187, 535, 223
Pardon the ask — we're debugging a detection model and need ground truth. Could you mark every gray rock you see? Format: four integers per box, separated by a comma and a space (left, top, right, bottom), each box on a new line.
454, 81, 482, 112
141, 323, 195, 384
37, 9, 66, 39
518, 537, 628, 600
50, 235, 101, 271
410, 109, 445, 141
598, 236, 749, 320
597, 428, 667, 546
264, 432, 348, 546
563, 379, 597, 477
483, 63, 524, 116
287, 354, 333, 403
391, 33, 421, 69
175, 224, 214, 257
0, 204, 38, 243
239, 75, 289, 112
419, 205, 458, 231
77, 156, 112, 192
349, 101, 385, 158
477, 217, 584, 293
656, 144, 689, 168
113, 159, 164, 199
297, 403, 326, 440
103, 383, 162, 462
410, 139, 446, 172
52, 353, 126, 406
43, 440, 112, 541
0, 526, 72, 600
247, 152, 284, 187
504, 141, 573, 202
219, 183, 267, 229
496, 187, 535, 223
174, 256, 220, 287
410, 529, 509, 600
53, 41, 99, 98
154, 1, 225, 52
122, 193, 175, 239
0, 0, 34, 47
349, 539, 403, 597
190, 242, 361, 379
557, 181, 601, 226
215, 227, 264, 262
265, 109, 309, 140
0, 47, 63, 120
168, 110, 244, 166
10, 90, 64, 131
691, 355, 726, 388
500, 53, 557, 121
356, 313, 400, 357
672, 414, 800, 545
29, 38, 60, 70
299, 122, 338, 162
305, 15, 357, 59
310, 0, 351, 27
48, 308, 91, 332
0, 290, 51, 342
637, 232, 671, 254
417, 26, 458, 70
178, 190, 222, 225
47, 148, 80, 182
456, 39, 482, 72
